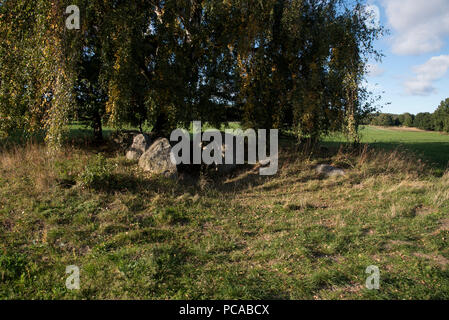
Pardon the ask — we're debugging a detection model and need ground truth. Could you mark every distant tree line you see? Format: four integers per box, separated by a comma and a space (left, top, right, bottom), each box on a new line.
365, 98, 449, 132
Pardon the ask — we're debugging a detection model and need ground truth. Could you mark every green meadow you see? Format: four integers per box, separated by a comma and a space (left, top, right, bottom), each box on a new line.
1, 125, 449, 300
325, 126, 449, 171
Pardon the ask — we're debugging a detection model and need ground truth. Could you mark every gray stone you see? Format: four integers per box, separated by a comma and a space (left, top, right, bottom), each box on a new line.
126, 134, 151, 161
316, 164, 345, 177
138, 138, 177, 178
259, 156, 278, 167
126, 149, 143, 161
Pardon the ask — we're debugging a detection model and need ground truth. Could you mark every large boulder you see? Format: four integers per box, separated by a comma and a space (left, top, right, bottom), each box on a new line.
126, 134, 151, 161
138, 138, 177, 178
316, 164, 345, 177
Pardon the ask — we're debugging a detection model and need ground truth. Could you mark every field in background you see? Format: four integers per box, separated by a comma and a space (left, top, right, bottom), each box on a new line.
1, 125, 449, 299
69, 123, 449, 171
325, 126, 449, 171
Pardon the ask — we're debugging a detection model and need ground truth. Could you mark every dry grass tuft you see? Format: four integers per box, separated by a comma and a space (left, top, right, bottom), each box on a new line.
0, 142, 90, 193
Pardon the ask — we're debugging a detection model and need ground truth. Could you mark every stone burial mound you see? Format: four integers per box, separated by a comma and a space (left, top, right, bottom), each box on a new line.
125, 131, 264, 179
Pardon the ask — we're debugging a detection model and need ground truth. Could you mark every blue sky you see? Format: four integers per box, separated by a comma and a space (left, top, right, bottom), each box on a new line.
364, 0, 449, 115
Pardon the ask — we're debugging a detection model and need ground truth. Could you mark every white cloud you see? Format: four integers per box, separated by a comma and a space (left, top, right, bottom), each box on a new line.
404, 55, 449, 95
366, 63, 385, 77
382, 0, 449, 55
364, 5, 381, 30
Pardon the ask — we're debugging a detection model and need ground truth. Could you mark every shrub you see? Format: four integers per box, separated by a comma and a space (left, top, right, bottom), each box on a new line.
371, 113, 395, 126
414, 113, 434, 131
76, 154, 116, 189
433, 98, 449, 132
398, 113, 414, 127
0, 252, 28, 282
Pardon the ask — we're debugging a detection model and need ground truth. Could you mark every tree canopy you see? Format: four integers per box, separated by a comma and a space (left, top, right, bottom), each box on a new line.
0, 0, 383, 148
433, 98, 449, 133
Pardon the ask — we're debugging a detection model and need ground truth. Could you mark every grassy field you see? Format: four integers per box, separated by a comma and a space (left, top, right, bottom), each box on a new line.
325, 126, 449, 171
1, 126, 449, 299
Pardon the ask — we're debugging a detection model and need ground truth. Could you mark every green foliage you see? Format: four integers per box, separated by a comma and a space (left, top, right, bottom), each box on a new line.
371, 113, 395, 126
414, 113, 435, 131
0, 0, 82, 149
433, 98, 449, 133
369, 113, 405, 127
76, 154, 116, 189
399, 113, 414, 127
0, 252, 29, 282
366, 99, 449, 133
234, 0, 382, 141
0, 0, 383, 146
73, 45, 107, 141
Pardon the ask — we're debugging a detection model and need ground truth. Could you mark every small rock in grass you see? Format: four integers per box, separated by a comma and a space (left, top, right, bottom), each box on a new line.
316, 164, 345, 177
